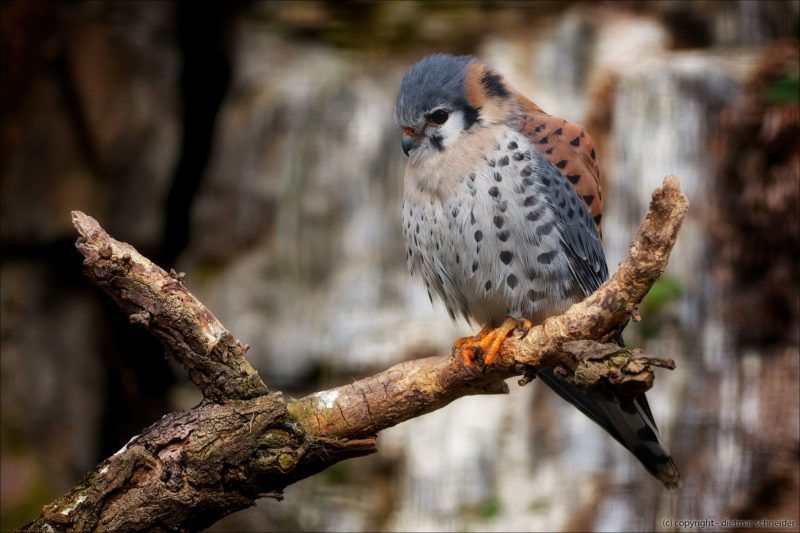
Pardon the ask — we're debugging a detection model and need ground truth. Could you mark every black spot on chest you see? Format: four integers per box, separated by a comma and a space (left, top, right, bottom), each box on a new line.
537, 250, 557, 264
526, 209, 543, 222
506, 273, 518, 289
536, 221, 555, 236
527, 289, 544, 302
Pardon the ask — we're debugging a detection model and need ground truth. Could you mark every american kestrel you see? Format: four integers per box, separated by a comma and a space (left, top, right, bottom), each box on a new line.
395, 54, 681, 489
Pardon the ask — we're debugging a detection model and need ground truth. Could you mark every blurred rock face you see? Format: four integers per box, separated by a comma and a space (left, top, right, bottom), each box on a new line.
1, 1, 798, 532
711, 42, 800, 346
1, 1, 179, 246
1, 2, 180, 529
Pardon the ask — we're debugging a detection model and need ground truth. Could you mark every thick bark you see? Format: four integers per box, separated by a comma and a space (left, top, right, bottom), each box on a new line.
22, 176, 688, 532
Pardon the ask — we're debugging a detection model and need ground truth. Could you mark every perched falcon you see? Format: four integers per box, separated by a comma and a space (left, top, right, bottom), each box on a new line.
395, 54, 681, 489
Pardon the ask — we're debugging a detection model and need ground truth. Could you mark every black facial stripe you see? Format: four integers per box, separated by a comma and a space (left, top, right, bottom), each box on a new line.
429, 134, 444, 151
462, 103, 481, 130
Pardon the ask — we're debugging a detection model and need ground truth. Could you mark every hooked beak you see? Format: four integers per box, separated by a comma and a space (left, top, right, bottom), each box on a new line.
401, 128, 418, 156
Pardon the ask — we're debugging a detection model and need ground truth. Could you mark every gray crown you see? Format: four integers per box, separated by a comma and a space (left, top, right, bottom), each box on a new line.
394, 54, 476, 127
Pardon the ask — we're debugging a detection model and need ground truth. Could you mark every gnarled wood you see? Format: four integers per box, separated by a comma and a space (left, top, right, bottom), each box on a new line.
72, 211, 269, 403
22, 176, 688, 532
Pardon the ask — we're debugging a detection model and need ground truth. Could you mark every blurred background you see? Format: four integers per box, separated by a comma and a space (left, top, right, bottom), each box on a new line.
1, 1, 798, 531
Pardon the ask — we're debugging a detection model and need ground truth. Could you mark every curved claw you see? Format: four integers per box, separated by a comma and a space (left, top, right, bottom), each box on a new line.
460, 345, 485, 375
516, 318, 533, 340
462, 353, 482, 378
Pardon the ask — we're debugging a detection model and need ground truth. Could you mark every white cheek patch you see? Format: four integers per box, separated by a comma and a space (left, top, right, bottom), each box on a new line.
434, 110, 466, 150
410, 110, 468, 162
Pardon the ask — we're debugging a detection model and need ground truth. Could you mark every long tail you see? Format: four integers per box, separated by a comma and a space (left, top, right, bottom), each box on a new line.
537, 365, 682, 490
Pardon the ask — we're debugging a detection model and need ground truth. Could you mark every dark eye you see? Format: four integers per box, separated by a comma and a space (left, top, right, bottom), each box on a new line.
429, 109, 450, 125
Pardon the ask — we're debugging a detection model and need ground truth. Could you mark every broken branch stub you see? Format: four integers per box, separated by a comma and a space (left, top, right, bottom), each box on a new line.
71, 211, 269, 402
560, 340, 676, 396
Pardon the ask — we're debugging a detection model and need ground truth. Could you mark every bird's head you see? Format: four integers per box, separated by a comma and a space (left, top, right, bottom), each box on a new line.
394, 54, 515, 160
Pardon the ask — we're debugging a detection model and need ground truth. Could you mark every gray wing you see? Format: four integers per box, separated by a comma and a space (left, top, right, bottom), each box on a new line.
532, 151, 682, 489
537, 157, 608, 296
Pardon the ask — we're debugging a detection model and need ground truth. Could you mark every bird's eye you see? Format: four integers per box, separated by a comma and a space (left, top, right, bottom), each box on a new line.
428, 110, 450, 125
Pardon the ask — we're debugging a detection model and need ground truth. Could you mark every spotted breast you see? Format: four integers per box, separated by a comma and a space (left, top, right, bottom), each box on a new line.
402, 125, 605, 328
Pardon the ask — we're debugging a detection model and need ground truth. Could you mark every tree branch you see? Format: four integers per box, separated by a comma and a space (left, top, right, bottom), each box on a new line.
71, 210, 269, 403
22, 176, 688, 532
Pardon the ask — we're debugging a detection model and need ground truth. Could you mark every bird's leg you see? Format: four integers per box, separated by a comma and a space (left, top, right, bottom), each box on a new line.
454, 317, 532, 371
